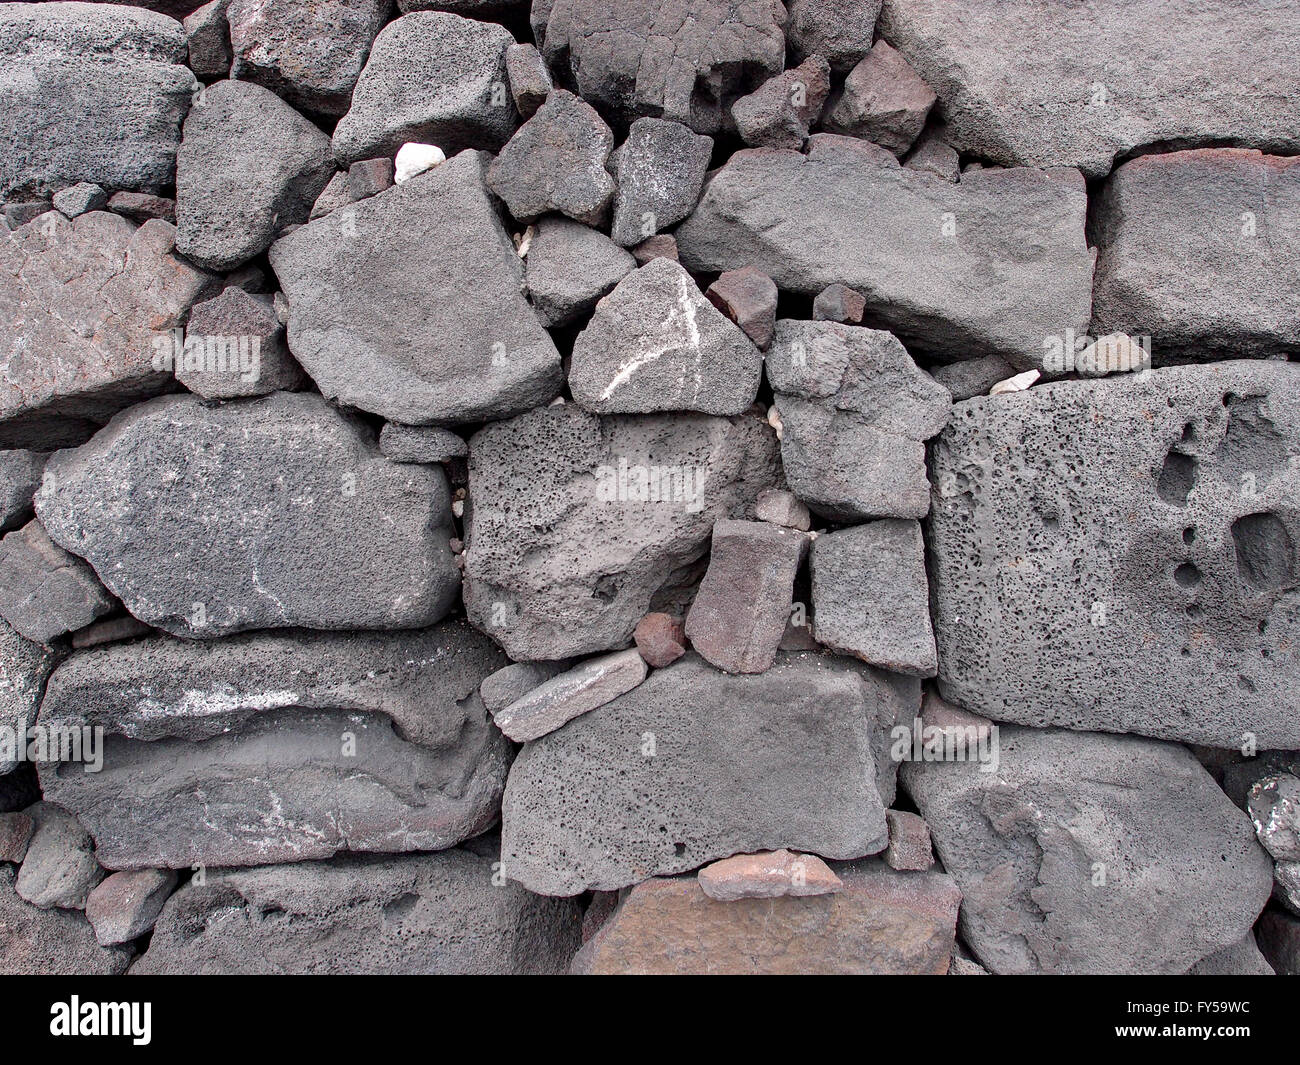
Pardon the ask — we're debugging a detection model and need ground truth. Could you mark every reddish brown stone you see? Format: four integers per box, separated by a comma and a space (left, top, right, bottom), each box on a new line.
633, 612, 687, 668
705, 266, 778, 350
884, 809, 934, 871
813, 282, 866, 323
348, 157, 394, 201
0, 813, 34, 864
631, 233, 678, 264
571, 860, 961, 974
84, 868, 178, 946
698, 849, 841, 901
107, 191, 176, 223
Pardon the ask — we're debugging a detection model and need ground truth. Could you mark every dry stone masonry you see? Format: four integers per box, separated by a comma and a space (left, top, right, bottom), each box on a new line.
0, 0, 1296, 977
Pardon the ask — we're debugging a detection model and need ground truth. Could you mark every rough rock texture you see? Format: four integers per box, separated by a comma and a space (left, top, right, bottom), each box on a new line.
0, 865, 129, 974
704, 267, 777, 351
569, 259, 764, 415
175, 79, 336, 272
183, 0, 232, 82
1091, 149, 1300, 360
826, 41, 934, 154
533, 0, 787, 135
348, 157, 394, 200
0, 620, 57, 775
177, 286, 300, 399
632, 612, 687, 668
928, 362, 1300, 747
37, 622, 509, 869
378, 424, 468, 464
270, 152, 562, 424
132, 850, 583, 974
884, 809, 934, 871
0, 811, 33, 863
609, 118, 713, 247
84, 868, 176, 946
929, 353, 1015, 400
463, 404, 778, 659
812, 283, 866, 324
0, 451, 46, 534
786, 0, 881, 72
903, 726, 1273, 974
677, 136, 1094, 368
492, 649, 647, 742
524, 217, 636, 328
226, 0, 389, 117
14, 802, 104, 910
878, 0, 1300, 178
905, 128, 960, 182
697, 849, 842, 901
488, 90, 615, 225
1257, 910, 1300, 975
572, 861, 959, 974
684, 520, 807, 674
106, 191, 174, 223
502, 652, 917, 895
767, 319, 951, 521
0, 212, 216, 448
50, 182, 107, 218
36, 392, 459, 638
754, 488, 810, 531
0, 520, 115, 645
479, 660, 571, 713
1248, 775, 1300, 862
810, 520, 937, 676
332, 12, 517, 164
731, 57, 831, 151
1186, 932, 1275, 976
505, 42, 552, 118
0, 3, 197, 199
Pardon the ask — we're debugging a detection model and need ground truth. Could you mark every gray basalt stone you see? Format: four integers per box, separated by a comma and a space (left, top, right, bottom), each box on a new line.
825, 41, 936, 155
479, 660, 573, 713
502, 651, 918, 895
269, 151, 562, 424
15, 802, 104, 910
50, 182, 107, 218
175, 79, 335, 272
176, 286, 301, 399
684, 520, 807, 674
332, 12, 517, 165
927, 361, 1300, 748
902, 726, 1274, 974
377, 424, 468, 465
0, 520, 115, 646
767, 319, 951, 521
929, 353, 1015, 400
131, 848, 584, 974
676, 135, 1094, 368
0, 451, 46, 534
1091, 149, 1300, 361
731, 57, 831, 151
0, 620, 58, 775
37, 622, 509, 869
811, 519, 936, 676
0, 212, 217, 449
487, 90, 615, 225
1186, 933, 1275, 976
0, 865, 129, 974
1247, 775, 1300, 862
85, 868, 177, 946
226, 0, 389, 116
905, 128, 960, 182
609, 118, 714, 247
0, 3, 197, 200
569, 259, 763, 415
183, 0, 232, 82
463, 403, 779, 660
533, 0, 786, 135
524, 217, 636, 328
1258, 910, 1300, 975
878, 0, 1300, 178
786, 0, 881, 72
504, 42, 552, 119
35, 392, 460, 638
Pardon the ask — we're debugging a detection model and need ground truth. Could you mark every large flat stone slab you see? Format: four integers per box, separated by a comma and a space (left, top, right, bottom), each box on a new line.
903, 726, 1273, 974
36, 392, 459, 637
132, 849, 583, 974
501, 652, 917, 895
37, 622, 509, 869
928, 361, 1300, 748
676, 136, 1093, 368
878, 0, 1300, 178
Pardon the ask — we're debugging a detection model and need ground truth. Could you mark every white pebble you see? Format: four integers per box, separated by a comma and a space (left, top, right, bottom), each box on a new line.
990, 369, 1040, 395
394, 143, 446, 184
